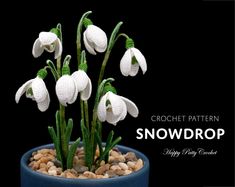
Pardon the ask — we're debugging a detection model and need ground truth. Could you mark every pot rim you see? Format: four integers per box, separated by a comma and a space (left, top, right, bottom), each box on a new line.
21, 143, 149, 183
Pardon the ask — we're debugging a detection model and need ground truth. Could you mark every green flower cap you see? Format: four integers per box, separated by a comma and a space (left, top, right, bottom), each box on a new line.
103, 83, 117, 94
83, 18, 93, 28
125, 38, 135, 49
79, 63, 88, 72
50, 28, 61, 39
37, 69, 48, 79
62, 64, 70, 75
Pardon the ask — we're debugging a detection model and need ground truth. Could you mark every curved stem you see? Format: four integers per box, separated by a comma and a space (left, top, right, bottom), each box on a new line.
76, 11, 92, 66
115, 33, 129, 43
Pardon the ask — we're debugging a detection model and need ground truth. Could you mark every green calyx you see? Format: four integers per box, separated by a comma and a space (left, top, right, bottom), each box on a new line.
125, 38, 135, 49
37, 69, 48, 79
50, 28, 61, 39
103, 83, 117, 94
83, 18, 93, 28
62, 64, 70, 75
79, 63, 88, 72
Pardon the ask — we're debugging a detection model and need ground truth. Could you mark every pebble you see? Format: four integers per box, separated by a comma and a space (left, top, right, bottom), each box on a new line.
28, 147, 144, 179
95, 164, 110, 175
83, 171, 96, 179
134, 159, 143, 171
118, 162, 128, 170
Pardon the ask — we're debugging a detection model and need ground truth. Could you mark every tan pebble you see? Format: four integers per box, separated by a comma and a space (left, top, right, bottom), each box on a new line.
66, 172, 76, 178
32, 151, 37, 156
100, 160, 105, 166
134, 159, 143, 171
103, 173, 109, 178
48, 169, 57, 176
110, 150, 120, 157
109, 156, 115, 162
118, 162, 128, 170
125, 152, 137, 161
39, 157, 50, 164
49, 166, 57, 171
114, 169, 125, 176
83, 171, 97, 179
56, 168, 62, 175
110, 165, 121, 171
29, 161, 39, 170
96, 174, 105, 179
95, 164, 110, 175
127, 161, 136, 169
77, 154, 85, 159
77, 159, 86, 166
60, 172, 66, 177
38, 167, 47, 172
124, 169, 132, 175
33, 153, 43, 160
73, 156, 79, 164
47, 161, 54, 168
39, 163, 47, 169
38, 149, 50, 155
49, 149, 56, 156
78, 175, 88, 179
106, 170, 117, 178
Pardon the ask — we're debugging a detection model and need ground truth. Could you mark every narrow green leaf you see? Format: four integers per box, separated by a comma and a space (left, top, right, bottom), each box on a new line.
48, 126, 62, 164
81, 119, 92, 170
95, 130, 103, 157
66, 138, 80, 169
65, 118, 73, 144
108, 21, 123, 51
105, 130, 114, 150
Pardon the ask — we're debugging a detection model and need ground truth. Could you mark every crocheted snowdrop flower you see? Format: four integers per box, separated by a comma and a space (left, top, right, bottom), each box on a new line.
32, 32, 62, 59
15, 77, 50, 112
71, 70, 92, 101
55, 75, 78, 106
83, 18, 107, 55
120, 38, 147, 76
55, 70, 92, 106
97, 91, 139, 125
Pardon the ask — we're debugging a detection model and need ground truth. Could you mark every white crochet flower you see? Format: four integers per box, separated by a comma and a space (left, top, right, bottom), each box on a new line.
15, 77, 50, 112
71, 70, 92, 101
83, 25, 107, 55
55, 70, 92, 106
120, 47, 147, 76
32, 32, 62, 59
97, 91, 139, 125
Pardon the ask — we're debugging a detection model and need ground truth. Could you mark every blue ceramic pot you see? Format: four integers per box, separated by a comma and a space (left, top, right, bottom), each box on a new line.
21, 144, 149, 187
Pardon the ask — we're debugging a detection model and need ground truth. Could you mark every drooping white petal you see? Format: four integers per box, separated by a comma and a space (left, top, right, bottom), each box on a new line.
106, 112, 120, 126
86, 25, 107, 53
37, 93, 50, 112
55, 75, 77, 106
131, 48, 147, 74
83, 31, 96, 55
120, 96, 139, 117
54, 38, 62, 59
130, 63, 140, 76
39, 32, 57, 45
97, 93, 108, 122
71, 70, 89, 92
107, 92, 125, 116
68, 79, 79, 104
32, 77, 48, 103
32, 38, 44, 58
15, 79, 34, 103
119, 100, 128, 121
80, 77, 92, 101
120, 49, 132, 76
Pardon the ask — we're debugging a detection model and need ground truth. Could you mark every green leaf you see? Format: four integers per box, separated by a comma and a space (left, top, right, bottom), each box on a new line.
81, 119, 92, 170
105, 130, 114, 150
66, 138, 80, 169
65, 118, 73, 144
108, 21, 123, 51
48, 126, 62, 164
95, 130, 103, 158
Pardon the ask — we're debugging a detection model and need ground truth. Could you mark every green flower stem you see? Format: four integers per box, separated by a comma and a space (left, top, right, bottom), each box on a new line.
76, 11, 92, 65
115, 33, 129, 43
84, 100, 89, 131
